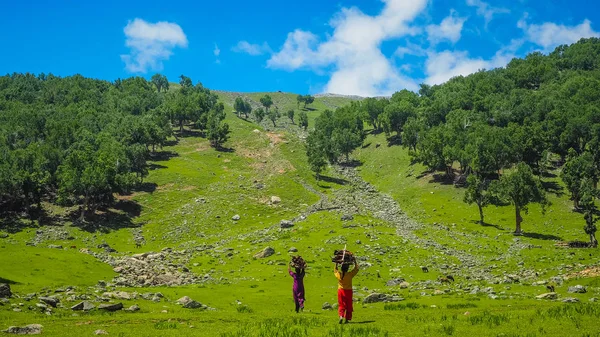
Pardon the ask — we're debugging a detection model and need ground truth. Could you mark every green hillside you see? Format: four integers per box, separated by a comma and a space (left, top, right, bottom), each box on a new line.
2, 41, 600, 337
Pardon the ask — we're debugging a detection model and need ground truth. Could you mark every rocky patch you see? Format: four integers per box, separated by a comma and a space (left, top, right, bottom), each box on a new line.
2, 324, 43, 335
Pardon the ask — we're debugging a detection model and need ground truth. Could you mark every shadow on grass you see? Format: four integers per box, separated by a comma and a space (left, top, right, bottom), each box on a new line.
339, 160, 363, 168
361, 142, 372, 149
69, 207, 141, 234
150, 150, 179, 162
429, 173, 454, 185
0, 276, 18, 284
387, 135, 402, 147
318, 175, 349, 186
542, 180, 565, 197
471, 220, 506, 230
348, 321, 376, 324
216, 146, 235, 153
148, 163, 168, 171
522, 232, 562, 241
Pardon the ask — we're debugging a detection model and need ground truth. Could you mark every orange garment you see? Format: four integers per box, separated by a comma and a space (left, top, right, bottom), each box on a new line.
334, 265, 359, 290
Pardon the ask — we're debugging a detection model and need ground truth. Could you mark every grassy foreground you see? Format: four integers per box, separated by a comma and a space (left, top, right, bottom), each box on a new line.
1, 93, 599, 336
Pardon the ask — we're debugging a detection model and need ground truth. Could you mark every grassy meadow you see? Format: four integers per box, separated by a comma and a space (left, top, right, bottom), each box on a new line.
1, 92, 599, 336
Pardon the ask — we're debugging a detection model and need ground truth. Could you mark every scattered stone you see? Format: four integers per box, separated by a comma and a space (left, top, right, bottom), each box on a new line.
0, 284, 12, 298
280, 220, 294, 228
48, 244, 63, 249
254, 247, 275, 259
71, 301, 95, 311
322, 302, 332, 310
434, 290, 444, 295
568, 285, 587, 293
2, 324, 43, 335
355, 240, 362, 245
94, 330, 108, 335
488, 294, 498, 300
386, 278, 406, 287
341, 214, 354, 221
363, 293, 403, 303
35, 303, 47, 310
271, 196, 281, 204
176, 296, 192, 305
0, 233, 8, 238
183, 300, 203, 309
288, 247, 298, 253
232, 215, 240, 221
126, 304, 140, 312
39, 297, 59, 308
536, 293, 558, 300
589, 298, 598, 302
562, 297, 580, 303
98, 303, 123, 312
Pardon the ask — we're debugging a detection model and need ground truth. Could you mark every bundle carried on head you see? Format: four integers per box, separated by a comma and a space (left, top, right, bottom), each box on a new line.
290, 255, 307, 269
332, 249, 355, 265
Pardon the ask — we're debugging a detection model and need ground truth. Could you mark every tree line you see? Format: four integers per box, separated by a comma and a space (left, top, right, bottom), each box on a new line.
0, 73, 229, 222
307, 38, 600, 246
233, 94, 310, 130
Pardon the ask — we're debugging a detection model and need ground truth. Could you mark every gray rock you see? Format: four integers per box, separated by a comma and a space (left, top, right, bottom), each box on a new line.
341, 214, 354, 221
355, 240, 362, 245
288, 247, 298, 253
254, 247, 275, 259
386, 278, 406, 287
35, 303, 47, 310
94, 330, 108, 335
589, 298, 598, 302
562, 297, 580, 303
0, 233, 8, 238
126, 304, 140, 312
98, 303, 123, 312
39, 297, 59, 308
232, 215, 240, 221
271, 196, 281, 204
176, 296, 192, 305
48, 244, 63, 249
363, 293, 388, 303
322, 302, 332, 310
488, 294, 498, 300
71, 301, 95, 311
568, 285, 586, 293
536, 293, 558, 300
0, 284, 11, 298
183, 300, 203, 309
280, 220, 294, 228
2, 324, 43, 335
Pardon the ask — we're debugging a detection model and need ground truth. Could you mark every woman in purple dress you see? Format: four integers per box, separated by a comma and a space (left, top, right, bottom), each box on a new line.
288, 262, 306, 313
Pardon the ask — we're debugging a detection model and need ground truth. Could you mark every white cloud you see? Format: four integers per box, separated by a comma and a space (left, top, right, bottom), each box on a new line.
120, 18, 187, 73
519, 18, 600, 51
232, 41, 271, 56
426, 10, 467, 44
266, 0, 427, 96
424, 43, 516, 85
466, 0, 509, 25
213, 44, 220, 56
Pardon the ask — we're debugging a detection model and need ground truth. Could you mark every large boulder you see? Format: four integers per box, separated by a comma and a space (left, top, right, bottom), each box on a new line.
363, 293, 388, 303
0, 284, 11, 298
126, 304, 140, 312
254, 247, 275, 259
341, 215, 354, 221
39, 296, 59, 308
2, 324, 43, 335
176, 296, 192, 305
568, 285, 587, 293
71, 301, 95, 311
271, 196, 281, 204
183, 300, 203, 309
98, 303, 123, 312
280, 220, 294, 229
536, 293, 558, 300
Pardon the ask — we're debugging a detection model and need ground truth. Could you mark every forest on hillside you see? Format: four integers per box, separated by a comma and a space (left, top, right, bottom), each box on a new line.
307, 38, 600, 246
0, 74, 229, 223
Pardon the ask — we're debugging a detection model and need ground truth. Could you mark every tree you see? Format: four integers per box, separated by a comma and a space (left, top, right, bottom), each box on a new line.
287, 109, 295, 124
151, 74, 168, 93
206, 103, 230, 148
464, 175, 492, 225
333, 128, 362, 162
298, 111, 308, 130
260, 95, 273, 112
362, 98, 387, 131
267, 108, 280, 127
179, 75, 193, 88
307, 146, 327, 181
234, 97, 252, 119
303, 95, 315, 108
561, 150, 595, 209
382, 101, 415, 136
579, 177, 598, 246
253, 108, 265, 123
297, 94, 305, 108
491, 163, 548, 235
402, 117, 420, 152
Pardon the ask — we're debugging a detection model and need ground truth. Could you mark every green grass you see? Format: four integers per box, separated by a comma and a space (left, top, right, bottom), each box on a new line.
1, 93, 600, 336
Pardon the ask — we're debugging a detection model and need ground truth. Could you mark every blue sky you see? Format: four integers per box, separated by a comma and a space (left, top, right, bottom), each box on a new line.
1, 0, 599, 96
